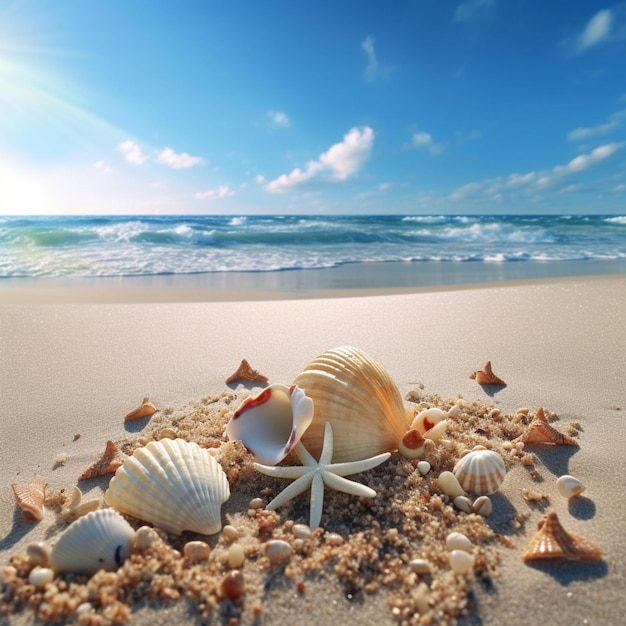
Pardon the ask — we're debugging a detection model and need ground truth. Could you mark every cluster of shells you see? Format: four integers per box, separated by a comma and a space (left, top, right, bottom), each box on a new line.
7, 345, 599, 598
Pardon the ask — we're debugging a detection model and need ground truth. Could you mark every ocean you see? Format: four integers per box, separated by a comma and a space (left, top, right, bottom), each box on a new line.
1, 214, 626, 284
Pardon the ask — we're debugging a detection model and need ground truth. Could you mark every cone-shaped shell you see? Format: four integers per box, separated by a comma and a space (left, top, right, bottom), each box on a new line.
294, 346, 413, 462
105, 438, 230, 535
453, 449, 506, 495
226, 383, 314, 465
50, 509, 135, 575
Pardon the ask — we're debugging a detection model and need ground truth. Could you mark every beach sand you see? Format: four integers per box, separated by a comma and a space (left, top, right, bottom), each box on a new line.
1, 273, 625, 624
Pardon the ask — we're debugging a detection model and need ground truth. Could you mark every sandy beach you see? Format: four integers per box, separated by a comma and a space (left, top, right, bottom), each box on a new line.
1, 273, 625, 625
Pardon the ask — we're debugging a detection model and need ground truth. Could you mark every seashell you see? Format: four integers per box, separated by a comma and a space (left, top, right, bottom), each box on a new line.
446, 531, 474, 553
453, 495, 473, 514
222, 525, 240, 543
227, 383, 314, 465
437, 471, 465, 498
523, 512, 602, 562
124, 397, 158, 422
398, 429, 427, 458
28, 567, 54, 588
449, 549, 475, 574
453, 449, 506, 495
49, 509, 136, 575
11, 480, 47, 521
226, 359, 269, 385
61, 486, 100, 522
514, 408, 579, 446
556, 475, 585, 499
184, 540, 210, 563
470, 360, 506, 386
105, 438, 230, 535
26, 542, 50, 566
294, 346, 416, 462
78, 440, 126, 481
411, 408, 447, 441
472, 495, 493, 517
134, 526, 161, 551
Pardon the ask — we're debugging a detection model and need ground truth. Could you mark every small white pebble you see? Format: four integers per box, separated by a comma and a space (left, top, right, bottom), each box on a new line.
54, 453, 68, 465
556, 475, 585, 498
28, 567, 54, 587
515, 441, 525, 451
449, 549, 474, 574
134, 526, 159, 551
446, 531, 474, 553
228, 543, 245, 568
502, 441, 512, 450
417, 461, 431, 476
249, 497, 264, 509
183, 541, 210, 563
409, 558, 432, 575
222, 524, 240, 542
438, 471, 465, 498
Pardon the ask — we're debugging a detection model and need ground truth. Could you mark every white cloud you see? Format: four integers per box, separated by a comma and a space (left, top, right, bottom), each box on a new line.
94, 160, 111, 174
553, 142, 622, 177
411, 131, 444, 156
578, 9, 613, 51
156, 147, 204, 169
118, 140, 147, 165
453, 0, 494, 23
267, 110, 291, 128
567, 109, 626, 141
194, 185, 235, 200
265, 126, 374, 193
361, 36, 393, 81
254, 174, 266, 184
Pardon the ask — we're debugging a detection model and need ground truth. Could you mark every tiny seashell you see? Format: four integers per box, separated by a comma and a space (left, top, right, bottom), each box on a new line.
221, 570, 245, 600
453, 449, 506, 495
449, 549, 475, 574
222, 525, 240, 543
447, 405, 461, 419
124, 397, 158, 422
453, 496, 473, 514
411, 408, 446, 435
264, 539, 293, 566
26, 542, 50, 567
105, 438, 230, 535
325, 532, 345, 546
61, 486, 100, 522
417, 461, 431, 476
523, 511, 602, 562
184, 541, 210, 563
472, 495, 493, 517
409, 558, 432, 575
249, 497, 264, 509
295, 346, 415, 462
292, 523, 313, 540
514, 408, 579, 446
28, 567, 54, 588
446, 532, 474, 553
228, 543, 246, 568
437, 471, 466, 498
227, 383, 314, 465
49, 509, 136, 575
78, 440, 126, 481
134, 526, 160, 551
556, 475, 586, 499
159, 427, 177, 439
398, 429, 427, 458
225, 359, 269, 385
11, 480, 47, 521
470, 360, 506, 386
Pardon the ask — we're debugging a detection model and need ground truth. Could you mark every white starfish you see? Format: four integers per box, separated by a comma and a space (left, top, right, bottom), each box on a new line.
253, 421, 390, 529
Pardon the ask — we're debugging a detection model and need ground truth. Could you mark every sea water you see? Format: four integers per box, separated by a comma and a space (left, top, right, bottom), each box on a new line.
1, 214, 625, 280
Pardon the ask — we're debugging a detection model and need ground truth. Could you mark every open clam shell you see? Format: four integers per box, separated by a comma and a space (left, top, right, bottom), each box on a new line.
294, 346, 415, 462
453, 449, 506, 495
105, 438, 230, 536
50, 509, 135, 575
226, 383, 314, 465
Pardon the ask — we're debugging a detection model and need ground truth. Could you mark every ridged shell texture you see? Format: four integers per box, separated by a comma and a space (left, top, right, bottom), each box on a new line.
105, 438, 230, 535
453, 449, 506, 495
294, 346, 410, 462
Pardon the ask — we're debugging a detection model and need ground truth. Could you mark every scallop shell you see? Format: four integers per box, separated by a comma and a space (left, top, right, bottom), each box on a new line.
453, 449, 506, 495
11, 480, 47, 521
523, 511, 602, 562
104, 438, 230, 535
294, 346, 414, 462
49, 509, 136, 575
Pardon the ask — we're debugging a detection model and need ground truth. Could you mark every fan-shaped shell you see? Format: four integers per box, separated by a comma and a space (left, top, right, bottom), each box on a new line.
294, 346, 412, 462
50, 509, 135, 575
453, 449, 506, 495
104, 438, 230, 535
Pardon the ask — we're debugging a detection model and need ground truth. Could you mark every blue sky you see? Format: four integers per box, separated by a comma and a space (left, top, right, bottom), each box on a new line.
0, 0, 625, 215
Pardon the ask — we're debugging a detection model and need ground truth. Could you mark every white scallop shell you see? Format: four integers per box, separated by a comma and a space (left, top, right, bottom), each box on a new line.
453, 449, 506, 495
105, 438, 230, 535
49, 509, 135, 575
294, 346, 413, 462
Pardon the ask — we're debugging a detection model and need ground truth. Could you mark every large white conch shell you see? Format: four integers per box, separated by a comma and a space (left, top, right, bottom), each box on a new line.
50, 508, 136, 575
226, 383, 314, 465
294, 346, 420, 463
104, 438, 230, 535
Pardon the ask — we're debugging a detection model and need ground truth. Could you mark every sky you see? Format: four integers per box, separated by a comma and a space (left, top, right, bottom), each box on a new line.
0, 0, 625, 215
